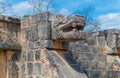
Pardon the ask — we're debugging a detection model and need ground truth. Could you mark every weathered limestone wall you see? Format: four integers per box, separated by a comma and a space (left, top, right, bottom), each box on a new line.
0, 15, 21, 50
0, 15, 21, 78
21, 13, 55, 78
0, 49, 20, 78
21, 12, 88, 78
1, 12, 120, 78
21, 12, 120, 78
7, 50, 21, 78
68, 29, 120, 78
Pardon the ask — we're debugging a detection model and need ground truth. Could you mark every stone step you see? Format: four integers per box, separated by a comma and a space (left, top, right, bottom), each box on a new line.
45, 49, 88, 78
64, 52, 78, 65
63, 51, 86, 73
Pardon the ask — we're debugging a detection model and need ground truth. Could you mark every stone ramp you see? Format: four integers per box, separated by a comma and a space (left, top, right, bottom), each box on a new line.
45, 49, 88, 78
64, 52, 86, 73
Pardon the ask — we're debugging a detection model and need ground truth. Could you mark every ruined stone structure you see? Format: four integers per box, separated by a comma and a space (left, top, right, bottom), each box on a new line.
0, 12, 120, 78
21, 12, 88, 78
69, 29, 120, 78
0, 15, 21, 78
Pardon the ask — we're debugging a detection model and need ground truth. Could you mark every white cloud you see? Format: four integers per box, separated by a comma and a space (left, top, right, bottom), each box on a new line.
0, 0, 5, 2
98, 13, 120, 30
5, 1, 32, 16
59, 8, 71, 15
12, 1, 32, 16
5, 0, 54, 16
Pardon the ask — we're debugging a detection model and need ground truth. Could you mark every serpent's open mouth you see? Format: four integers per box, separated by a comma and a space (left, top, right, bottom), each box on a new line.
61, 23, 84, 32
56, 22, 86, 40
52, 14, 90, 40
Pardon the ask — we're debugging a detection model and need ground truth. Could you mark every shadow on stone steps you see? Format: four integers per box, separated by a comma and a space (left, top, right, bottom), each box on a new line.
45, 49, 88, 78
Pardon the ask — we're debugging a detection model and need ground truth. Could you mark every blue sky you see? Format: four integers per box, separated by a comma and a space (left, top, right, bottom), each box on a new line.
1, 0, 120, 30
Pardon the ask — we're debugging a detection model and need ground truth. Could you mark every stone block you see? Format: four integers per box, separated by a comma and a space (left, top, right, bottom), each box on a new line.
38, 21, 51, 40
27, 63, 33, 75
27, 50, 34, 61
37, 40, 54, 48
31, 12, 51, 24
35, 76, 41, 78
21, 28, 27, 42
96, 61, 106, 69
86, 70, 107, 78
91, 46, 101, 53
83, 45, 91, 52
21, 63, 26, 76
30, 26, 39, 41
78, 53, 93, 61
107, 70, 120, 78
21, 51, 26, 62
21, 17, 30, 27
92, 32, 100, 36
22, 26, 39, 41
80, 60, 89, 69
98, 36, 106, 48
8, 61, 19, 78
34, 63, 41, 75
99, 31, 105, 36
89, 70, 101, 78
89, 60, 97, 69
104, 29, 120, 35
101, 70, 107, 78
93, 54, 106, 61
106, 34, 116, 48
75, 45, 91, 52
25, 75, 33, 78
107, 63, 114, 70
73, 44, 83, 52
35, 50, 41, 61
25, 27, 31, 40
38, 22, 51, 40
29, 41, 38, 49
86, 32, 92, 38
117, 38, 120, 48
86, 37, 96, 45
22, 41, 29, 50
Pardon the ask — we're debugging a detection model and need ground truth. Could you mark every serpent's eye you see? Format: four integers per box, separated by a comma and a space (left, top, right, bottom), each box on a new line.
62, 26, 73, 32
76, 26, 83, 30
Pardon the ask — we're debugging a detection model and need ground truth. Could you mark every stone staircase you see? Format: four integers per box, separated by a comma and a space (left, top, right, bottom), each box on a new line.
64, 51, 86, 73
45, 49, 88, 78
